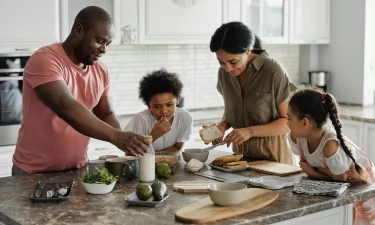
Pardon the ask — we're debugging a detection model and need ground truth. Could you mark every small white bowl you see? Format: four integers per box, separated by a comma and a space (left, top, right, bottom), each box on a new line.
182, 148, 209, 163
208, 182, 247, 206
81, 180, 117, 194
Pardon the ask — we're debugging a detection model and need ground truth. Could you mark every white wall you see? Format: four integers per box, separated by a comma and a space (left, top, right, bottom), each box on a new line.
364, 0, 375, 105
317, 0, 365, 104
301, 0, 375, 106
100, 44, 300, 116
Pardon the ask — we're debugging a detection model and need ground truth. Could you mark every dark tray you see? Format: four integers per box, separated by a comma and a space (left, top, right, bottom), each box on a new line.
29, 179, 74, 202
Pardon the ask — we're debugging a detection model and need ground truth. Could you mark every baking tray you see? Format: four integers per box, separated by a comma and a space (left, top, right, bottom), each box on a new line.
125, 192, 169, 207
209, 164, 249, 173
29, 179, 74, 202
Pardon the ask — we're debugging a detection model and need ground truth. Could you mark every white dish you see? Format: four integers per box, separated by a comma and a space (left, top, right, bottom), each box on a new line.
248, 176, 295, 190
81, 180, 117, 194
209, 164, 249, 173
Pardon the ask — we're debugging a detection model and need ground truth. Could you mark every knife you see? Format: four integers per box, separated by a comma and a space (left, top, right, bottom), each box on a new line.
201, 142, 224, 152
34, 181, 46, 198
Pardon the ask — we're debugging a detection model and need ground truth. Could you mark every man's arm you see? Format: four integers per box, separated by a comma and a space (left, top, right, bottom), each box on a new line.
34, 80, 148, 155
92, 96, 121, 130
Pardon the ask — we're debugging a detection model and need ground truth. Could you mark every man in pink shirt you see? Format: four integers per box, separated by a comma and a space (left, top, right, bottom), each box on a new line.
12, 6, 149, 175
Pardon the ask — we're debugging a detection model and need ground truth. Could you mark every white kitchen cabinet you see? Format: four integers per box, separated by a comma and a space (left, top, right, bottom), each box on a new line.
363, 122, 375, 163
289, 0, 330, 44
60, 0, 121, 45
241, 0, 289, 44
272, 204, 352, 225
341, 119, 364, 150
121, 0, 224, 44
87, 139, 123, 160
0, 0, 61, 52
0, 146, 15, 178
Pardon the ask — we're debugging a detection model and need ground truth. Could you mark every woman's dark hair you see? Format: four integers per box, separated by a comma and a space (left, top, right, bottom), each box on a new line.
210, 21, 255, 54
289, 86, 372, 183
139, 68, 183, 105
251, 35, 264, 55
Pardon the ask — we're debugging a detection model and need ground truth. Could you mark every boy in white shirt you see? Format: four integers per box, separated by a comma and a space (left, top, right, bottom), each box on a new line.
125, 68, 192, 154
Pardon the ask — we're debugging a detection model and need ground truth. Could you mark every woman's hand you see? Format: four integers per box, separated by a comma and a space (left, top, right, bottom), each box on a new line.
223, 127, 253, 146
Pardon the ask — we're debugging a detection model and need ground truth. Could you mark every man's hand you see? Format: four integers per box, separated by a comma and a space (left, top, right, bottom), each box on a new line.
111, 131, 149, 156
223, 127, 253, 147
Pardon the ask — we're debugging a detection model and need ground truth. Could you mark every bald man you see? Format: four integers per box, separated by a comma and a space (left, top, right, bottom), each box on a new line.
12, 6, 149, 175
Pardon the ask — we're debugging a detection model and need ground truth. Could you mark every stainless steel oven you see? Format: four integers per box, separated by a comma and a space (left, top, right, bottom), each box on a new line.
0, 52, 31, 146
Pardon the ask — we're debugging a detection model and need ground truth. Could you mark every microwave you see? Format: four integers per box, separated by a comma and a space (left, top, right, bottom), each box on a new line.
0, 52, 32, 146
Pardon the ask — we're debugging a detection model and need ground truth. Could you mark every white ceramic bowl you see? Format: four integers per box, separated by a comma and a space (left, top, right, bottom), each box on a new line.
182, 148, 209, 163
81, 180, 117, 194
208, 182, 247, 206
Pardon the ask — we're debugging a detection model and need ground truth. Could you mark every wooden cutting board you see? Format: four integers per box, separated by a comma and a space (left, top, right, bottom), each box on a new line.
175, 188, 279, 224
247, 160, 302, 176
173, 181, 218, 193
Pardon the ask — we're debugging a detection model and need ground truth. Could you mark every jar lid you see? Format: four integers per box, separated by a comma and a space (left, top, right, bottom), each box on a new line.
143, 135, 153, 143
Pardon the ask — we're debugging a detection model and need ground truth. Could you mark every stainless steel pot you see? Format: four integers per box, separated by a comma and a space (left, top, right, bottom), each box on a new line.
308, 71, 329, 86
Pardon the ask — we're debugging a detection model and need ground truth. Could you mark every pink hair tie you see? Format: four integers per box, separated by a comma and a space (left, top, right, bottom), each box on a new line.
321, 92, 326, 103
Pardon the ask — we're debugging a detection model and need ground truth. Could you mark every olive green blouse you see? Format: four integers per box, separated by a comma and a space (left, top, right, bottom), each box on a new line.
217, 51, 297, 164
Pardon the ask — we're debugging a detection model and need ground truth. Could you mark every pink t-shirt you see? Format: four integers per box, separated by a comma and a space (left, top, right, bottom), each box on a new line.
13, 43, 110, 174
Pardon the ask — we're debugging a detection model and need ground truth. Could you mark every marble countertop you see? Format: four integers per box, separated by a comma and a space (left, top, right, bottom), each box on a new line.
1, 150, 375, 225
339, 105, 375, 123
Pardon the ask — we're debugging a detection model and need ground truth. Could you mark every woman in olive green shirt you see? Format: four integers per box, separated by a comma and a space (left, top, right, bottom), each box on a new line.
209, 22, 296, 164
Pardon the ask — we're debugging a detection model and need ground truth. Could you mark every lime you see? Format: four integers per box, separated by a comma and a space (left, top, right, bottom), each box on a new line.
136, 183, 153, 201
155, 163, 171, 179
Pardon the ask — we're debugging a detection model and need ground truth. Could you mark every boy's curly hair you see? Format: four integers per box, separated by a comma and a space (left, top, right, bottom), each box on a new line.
139, 68, 183, 105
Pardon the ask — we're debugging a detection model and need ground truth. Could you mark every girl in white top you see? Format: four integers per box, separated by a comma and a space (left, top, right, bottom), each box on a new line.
287, 87, 375, 224
125, 68, 192, 153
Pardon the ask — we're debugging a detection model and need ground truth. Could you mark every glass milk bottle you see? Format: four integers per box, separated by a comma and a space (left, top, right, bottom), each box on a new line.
139, 135, 155, 182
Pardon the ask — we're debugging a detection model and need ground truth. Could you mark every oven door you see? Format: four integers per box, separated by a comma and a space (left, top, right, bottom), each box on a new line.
0, 70, 23, 146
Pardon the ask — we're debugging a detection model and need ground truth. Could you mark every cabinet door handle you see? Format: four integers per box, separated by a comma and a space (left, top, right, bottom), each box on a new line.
15, 48, 38, 52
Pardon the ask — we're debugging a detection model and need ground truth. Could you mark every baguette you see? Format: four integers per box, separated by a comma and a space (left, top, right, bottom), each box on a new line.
211, 154, 243, 166
199, 123, 224, 145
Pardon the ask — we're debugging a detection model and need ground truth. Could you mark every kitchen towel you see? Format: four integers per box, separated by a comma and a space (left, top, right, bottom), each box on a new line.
292, 179, 350, 197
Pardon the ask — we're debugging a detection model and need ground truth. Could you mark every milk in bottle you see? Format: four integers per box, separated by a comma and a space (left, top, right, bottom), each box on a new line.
139, 135, 155, 182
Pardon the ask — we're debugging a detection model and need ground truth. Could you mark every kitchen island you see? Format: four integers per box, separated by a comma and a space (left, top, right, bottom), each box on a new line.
1, 150, 375, 225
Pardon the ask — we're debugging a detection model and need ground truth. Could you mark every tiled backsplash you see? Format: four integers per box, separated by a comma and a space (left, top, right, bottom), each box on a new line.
101, 44, 300, 116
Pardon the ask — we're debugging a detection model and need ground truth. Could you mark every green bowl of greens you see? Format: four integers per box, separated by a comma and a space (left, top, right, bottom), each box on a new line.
80, 168, 118, 194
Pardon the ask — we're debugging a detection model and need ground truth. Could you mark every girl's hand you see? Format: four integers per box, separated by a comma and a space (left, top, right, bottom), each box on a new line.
331, 170, 351, 182
299, 161, 314, 173
223, 127, 253, 147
